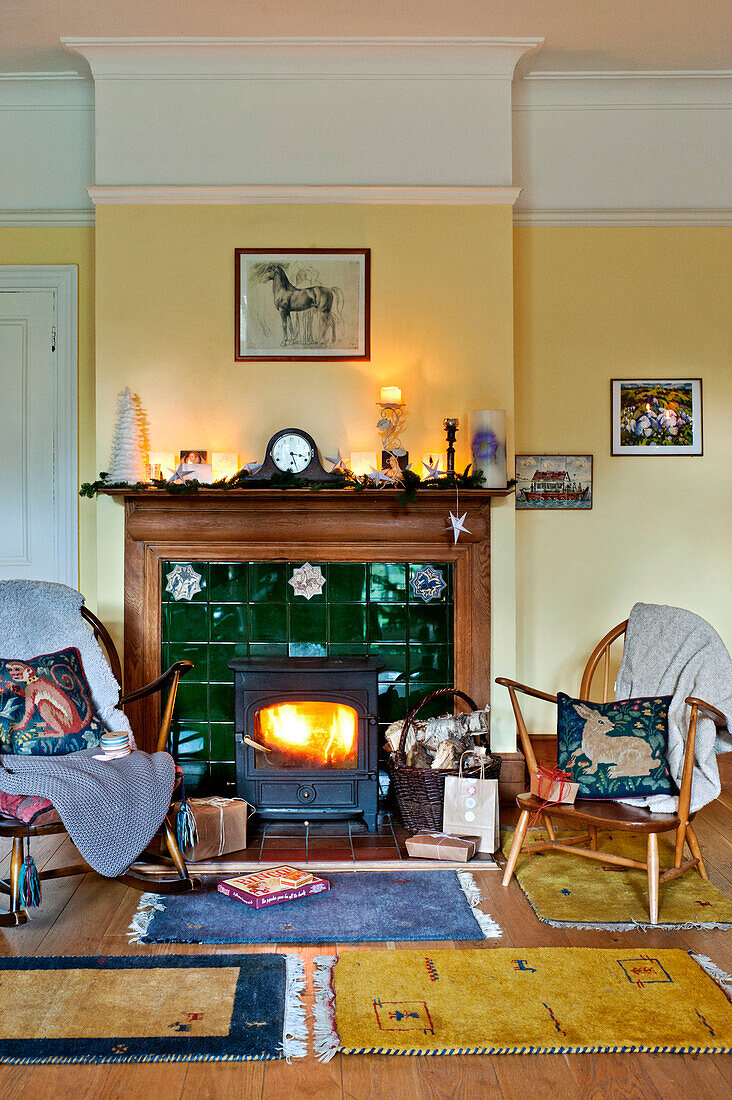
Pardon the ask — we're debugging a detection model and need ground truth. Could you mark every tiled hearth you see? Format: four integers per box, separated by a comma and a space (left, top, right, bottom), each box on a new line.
162, 559, 454, 796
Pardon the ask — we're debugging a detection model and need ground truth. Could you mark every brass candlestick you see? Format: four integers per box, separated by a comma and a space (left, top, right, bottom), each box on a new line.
443, 417, 459, 477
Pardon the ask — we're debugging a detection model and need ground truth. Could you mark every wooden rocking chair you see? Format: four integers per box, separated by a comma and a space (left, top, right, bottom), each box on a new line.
499, 619, 726, 923
0, 604, 202, 927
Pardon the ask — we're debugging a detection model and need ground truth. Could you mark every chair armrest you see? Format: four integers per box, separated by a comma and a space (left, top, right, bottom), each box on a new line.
685, 696, 728, 727
119, 661, 194, 706
495, 677, 559, 705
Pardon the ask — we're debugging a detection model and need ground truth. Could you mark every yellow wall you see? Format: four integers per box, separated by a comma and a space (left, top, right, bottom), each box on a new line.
514, 227, 732, 725
0, 228, 97, 602
94, 204, 519, 744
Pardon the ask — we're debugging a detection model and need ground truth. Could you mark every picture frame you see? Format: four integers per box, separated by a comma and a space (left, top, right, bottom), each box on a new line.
235, 248, 371, 362
516, 455, 593, 510
611, 378, 703, 456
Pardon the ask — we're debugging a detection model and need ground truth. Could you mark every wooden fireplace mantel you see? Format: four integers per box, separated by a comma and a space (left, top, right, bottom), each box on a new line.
104, 487, 510, 750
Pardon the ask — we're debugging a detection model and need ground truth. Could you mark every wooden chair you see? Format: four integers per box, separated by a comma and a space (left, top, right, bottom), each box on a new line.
498, 619, 727, 923
0, 604, 202, 927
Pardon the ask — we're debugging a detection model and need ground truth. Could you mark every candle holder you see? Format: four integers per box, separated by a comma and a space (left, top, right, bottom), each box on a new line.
377, 400, 408, 470
443, 417, 459, 477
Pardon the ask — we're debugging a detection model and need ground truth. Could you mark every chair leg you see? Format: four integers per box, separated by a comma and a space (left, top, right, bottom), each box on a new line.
588, 825, 598, 851
647, 833, 659, 924
162, 814, 192, 882
502, 810, 531, 887
0, 838, 29, 927
542, 814, 556, 841
674, 822, 687, 869
685, 824, 708, 880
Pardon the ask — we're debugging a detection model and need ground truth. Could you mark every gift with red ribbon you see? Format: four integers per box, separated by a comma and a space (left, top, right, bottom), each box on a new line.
530, 764, 579, 805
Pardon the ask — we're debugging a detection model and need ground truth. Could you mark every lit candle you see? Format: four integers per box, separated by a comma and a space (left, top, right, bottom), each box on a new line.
349, 451, 378, 476
380, 386, 402, 404
146, 452, 177, 481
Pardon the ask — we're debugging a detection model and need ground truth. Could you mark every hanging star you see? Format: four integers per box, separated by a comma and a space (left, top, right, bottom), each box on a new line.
422, 458, 446, 481
288, 562, 326, 600
324, 449, 349, 474
447, 511, 471, 544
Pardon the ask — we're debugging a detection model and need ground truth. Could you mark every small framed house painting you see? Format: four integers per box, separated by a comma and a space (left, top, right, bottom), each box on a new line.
235, 248, 371, 362
611, 378, 702, 455
516, 455, 593, 510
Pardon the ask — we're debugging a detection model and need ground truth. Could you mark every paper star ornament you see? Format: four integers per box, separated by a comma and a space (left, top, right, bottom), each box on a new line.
288, 563, 326, 600
369, 466, 394, 487
447, 511, 471, 544
325, 449, 349, 474
422, 458, 446, 481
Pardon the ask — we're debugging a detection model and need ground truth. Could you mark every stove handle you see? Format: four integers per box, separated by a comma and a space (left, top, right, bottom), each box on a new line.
241, 735, 272, 753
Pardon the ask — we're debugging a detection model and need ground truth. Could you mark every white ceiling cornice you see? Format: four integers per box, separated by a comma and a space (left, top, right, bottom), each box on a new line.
87, 185, 523, 206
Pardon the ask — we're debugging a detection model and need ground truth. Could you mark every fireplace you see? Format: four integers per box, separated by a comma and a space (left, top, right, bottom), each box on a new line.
231, 656, 383, 831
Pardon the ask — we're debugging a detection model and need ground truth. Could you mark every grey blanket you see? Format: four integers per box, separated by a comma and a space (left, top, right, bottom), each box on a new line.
616, 603, 732, 814
0, 748, 175, 877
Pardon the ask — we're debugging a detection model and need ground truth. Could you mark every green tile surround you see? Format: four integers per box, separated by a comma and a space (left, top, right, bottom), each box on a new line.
161, 561, 453, 794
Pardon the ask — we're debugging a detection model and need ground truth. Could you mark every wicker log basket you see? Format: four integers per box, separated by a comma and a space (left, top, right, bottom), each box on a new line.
387, 687, 501, 831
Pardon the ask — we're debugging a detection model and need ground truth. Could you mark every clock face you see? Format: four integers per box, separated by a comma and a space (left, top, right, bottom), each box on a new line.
270, 433, 315, 474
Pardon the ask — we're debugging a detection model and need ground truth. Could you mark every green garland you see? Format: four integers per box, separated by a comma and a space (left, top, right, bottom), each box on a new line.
80, 465, 513, 502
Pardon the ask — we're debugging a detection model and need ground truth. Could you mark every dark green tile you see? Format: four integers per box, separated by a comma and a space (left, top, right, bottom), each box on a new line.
164, 602, 209, 643
408, 684, 453, 718
209, 643, 246, 681
210, 603, 248, 643
162, 562, 208, 602
329, 643, 369, 658
249, 562, 288, 602
378, 682, 407, 724
209, 562, 248, 602
171, 720, 208, 759
249, 603, 288, 643
209, 763, 237, 794
209, 682, 235, 722
289, 642, 327, 656
329, 604, 367, 644
369, 563, 406, 603
249, 643, 289, 656
289, 602, 326, 644
368, 603, 407, 642
370, 643, 408, 676
408, 604, 450, 644
163, 642, 209, 681
328, 563, 367, 603
210, 723, 235, 762
179, 761, 208, 795
409, 644, 451, 682
174, 682, 209, 721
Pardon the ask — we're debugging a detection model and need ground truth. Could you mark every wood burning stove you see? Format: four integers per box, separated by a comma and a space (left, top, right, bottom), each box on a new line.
230, 656, 384, 831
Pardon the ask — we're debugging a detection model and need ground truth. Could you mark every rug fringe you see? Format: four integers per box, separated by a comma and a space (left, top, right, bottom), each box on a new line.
313, 955, 340, 1063
127, 892, 165, 943
691, 953, 732, 1001
457, 871, 502, 939
281, 954, 308, 1061
534, 916, 732, 931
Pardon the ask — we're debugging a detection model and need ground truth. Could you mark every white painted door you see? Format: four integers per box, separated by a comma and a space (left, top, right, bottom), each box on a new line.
0, 283, 76, 583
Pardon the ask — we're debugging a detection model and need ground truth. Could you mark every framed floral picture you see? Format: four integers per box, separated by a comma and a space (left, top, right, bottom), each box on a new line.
235, 248, 371, 361
611, 378, 703, 455
516, 455, 593, 510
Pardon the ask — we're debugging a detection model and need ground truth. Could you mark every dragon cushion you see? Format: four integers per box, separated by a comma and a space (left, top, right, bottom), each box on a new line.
557, 693, 675, 799
0, 647, 108, 756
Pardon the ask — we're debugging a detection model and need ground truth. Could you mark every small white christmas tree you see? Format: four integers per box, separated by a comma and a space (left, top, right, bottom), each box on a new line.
105, 387, 147, 483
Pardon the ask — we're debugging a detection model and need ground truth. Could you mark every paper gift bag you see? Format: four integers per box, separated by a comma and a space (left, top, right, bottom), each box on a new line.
442, 755, 499, 854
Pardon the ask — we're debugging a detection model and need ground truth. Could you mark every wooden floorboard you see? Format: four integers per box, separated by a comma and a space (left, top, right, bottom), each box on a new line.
0, 799, 730, 1098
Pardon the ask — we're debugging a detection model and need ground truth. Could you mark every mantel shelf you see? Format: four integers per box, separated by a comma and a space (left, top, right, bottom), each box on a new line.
99, 486, 513, 500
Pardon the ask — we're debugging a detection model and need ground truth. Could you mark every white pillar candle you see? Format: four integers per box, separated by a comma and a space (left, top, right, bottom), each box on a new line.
469, 410, 507, 488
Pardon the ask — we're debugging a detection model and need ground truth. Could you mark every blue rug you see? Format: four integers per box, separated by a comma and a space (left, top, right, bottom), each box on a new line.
130, 870, 501, 944
0, 953, 306, 1063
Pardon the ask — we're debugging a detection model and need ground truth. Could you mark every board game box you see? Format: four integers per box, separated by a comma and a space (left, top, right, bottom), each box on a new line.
216, 864, 330, 908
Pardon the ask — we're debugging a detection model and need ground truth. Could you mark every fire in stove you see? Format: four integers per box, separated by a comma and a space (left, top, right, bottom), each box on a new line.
254, 701, 358, 769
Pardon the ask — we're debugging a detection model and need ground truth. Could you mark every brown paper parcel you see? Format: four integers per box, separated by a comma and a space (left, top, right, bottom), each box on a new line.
178, 797, 249, 861
405, 832, 480, 862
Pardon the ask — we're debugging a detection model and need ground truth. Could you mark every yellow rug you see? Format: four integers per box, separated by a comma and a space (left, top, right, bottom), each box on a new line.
502, 827, 732, 929
313, 948, 732, 1057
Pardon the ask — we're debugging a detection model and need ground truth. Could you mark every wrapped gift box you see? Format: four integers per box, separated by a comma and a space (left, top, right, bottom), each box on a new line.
405, 832, 480, 862
530, 767, 579, 804
176, 796, 249, 861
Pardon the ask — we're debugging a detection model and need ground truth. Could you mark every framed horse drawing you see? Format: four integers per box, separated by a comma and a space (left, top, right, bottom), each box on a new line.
235, 248, 371, 361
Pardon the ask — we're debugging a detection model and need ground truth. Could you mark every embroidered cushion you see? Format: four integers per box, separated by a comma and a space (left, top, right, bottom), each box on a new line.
556, 693, 675, 799
0, 647, 108, 756
0, 790, 61, 825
